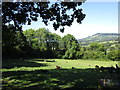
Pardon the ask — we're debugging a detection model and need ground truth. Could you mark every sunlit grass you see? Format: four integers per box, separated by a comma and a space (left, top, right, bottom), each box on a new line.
2, 59, 118, 72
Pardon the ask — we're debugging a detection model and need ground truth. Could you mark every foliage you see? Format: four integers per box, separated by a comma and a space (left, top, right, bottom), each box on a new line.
23, 28, 62, 58
82, 43, 106, 60
2, 25, 32, 58
83, 51, 106, 60
89, 42, 106, 51
107, 49, 120, 61
23, 29, 35, 46
3, 25, 119, 61
2, 1, 86, 32
60, 34, 80, 59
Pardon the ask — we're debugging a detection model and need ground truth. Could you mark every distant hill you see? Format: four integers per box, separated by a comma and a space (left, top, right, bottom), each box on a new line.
78, 33, 119, 46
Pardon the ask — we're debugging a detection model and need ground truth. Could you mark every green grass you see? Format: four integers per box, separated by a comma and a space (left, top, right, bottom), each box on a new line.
2, 59, 118, 71
2, 59, 120, 89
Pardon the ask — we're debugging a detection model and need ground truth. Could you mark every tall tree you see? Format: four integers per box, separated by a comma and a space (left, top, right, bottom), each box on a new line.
107, 49, 120, 61
23, 29, 35, 46
23, 28, 62, 58
2, 25, 29, 58
61, 34, 80, 59
60, 34, 77, 50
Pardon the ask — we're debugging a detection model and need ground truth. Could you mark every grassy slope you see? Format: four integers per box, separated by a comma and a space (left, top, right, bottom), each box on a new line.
2, 59, 119, 89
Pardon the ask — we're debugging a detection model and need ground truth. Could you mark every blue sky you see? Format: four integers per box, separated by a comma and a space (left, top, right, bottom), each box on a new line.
22, 1, 118, 39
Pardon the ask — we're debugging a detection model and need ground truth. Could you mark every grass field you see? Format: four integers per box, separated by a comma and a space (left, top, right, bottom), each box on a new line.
2, 59, 120, 89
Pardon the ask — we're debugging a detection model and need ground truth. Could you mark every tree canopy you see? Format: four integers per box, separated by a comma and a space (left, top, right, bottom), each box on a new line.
2, 1, 86, 32
3, 25, 119, 61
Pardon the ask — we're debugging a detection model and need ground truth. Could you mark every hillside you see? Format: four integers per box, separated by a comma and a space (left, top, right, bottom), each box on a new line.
78, 33, 119, 46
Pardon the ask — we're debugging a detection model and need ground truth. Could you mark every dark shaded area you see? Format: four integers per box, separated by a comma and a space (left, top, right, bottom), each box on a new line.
2, 25, 35, 59
2, 59, 48, 69
2, 68, 120, 90
95, 65, 120, 75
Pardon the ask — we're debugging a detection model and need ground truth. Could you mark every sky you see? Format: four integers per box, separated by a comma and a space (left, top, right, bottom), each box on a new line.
22, 1, 118, 39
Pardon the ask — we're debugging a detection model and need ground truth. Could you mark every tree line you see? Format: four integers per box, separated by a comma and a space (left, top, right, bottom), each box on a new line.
2, 25, 120, 61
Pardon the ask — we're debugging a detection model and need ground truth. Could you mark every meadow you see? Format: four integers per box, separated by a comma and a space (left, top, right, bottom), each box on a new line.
2, 59, 120, 89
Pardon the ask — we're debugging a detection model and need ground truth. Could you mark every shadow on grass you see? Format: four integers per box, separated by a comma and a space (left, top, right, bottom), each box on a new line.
2, 59, 49, 69
2, 68, 120, 90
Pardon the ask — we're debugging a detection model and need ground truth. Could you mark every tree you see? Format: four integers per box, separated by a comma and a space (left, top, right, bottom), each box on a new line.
46, 33, 61, 50
35, 28, 49, 50
89, 43, 98, 50
107, 49, 120, 61
23, 28, 49, 57
23, 28, 62, 58
61, 34, 80, 59
82, 43, 107, 60
60, 34, 77, 50
2, 1, 86, 32
23, 29, 35, 46
89, 42, 106, 52
78, 46, 85, 59
45, 33, 61, 58
2, 25, 31, 58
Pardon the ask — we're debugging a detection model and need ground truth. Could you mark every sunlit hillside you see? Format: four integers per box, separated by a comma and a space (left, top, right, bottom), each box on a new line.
78, 33, 119, 46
